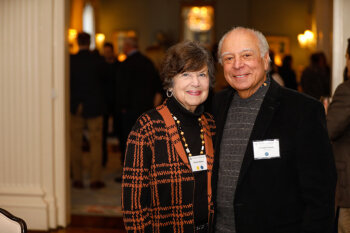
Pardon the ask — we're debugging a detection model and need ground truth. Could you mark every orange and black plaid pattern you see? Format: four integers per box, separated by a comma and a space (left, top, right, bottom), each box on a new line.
122, 103, 216, 233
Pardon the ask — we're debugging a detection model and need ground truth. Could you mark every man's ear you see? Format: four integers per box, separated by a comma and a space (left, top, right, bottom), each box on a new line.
263, 53, 270, 71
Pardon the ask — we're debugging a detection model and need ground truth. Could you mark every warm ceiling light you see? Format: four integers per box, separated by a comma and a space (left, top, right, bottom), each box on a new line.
95, 33, 105, 43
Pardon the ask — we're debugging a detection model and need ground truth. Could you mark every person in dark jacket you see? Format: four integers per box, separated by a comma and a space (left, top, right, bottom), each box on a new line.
101, 42, 120, 167
278, 55, 298, 90
70, 32, 105, 190
301, 52, 331, 100
327, 37, 350, 233
115, 36, 162, 177
212, 26, 336, 233
122, 41, 216, 233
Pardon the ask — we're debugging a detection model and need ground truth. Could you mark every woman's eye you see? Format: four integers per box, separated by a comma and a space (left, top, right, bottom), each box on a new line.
199, 73, 207, 77
182, 73, 189, 77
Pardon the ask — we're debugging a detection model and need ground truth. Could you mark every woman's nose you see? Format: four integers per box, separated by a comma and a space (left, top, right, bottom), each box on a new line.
192, 76, 200, 86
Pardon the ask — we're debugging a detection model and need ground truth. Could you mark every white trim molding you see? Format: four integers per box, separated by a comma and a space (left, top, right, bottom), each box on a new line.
332, 0, 350, 94
0, 0, 69, 230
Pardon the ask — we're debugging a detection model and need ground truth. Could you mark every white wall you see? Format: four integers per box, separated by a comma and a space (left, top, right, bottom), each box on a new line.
0, 0, 69, 230
315, 0, 333, 65
332, 0, 350, 94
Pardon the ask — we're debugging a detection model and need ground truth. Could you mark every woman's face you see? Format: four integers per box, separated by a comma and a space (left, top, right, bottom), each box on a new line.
170, 66, 210, 112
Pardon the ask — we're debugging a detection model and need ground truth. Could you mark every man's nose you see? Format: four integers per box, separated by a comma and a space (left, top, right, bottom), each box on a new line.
233, 58, 244, 69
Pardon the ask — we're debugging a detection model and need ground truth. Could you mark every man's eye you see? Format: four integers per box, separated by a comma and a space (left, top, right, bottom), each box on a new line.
243, 53, 252, 58
224, 57, 233, 61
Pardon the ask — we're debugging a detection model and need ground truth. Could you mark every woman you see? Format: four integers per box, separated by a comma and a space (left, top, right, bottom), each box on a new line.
122, 41, 215, 233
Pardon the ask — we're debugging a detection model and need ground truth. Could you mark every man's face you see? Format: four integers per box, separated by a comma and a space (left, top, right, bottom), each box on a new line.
220, 29, 269, 98
103, 46, 114, 60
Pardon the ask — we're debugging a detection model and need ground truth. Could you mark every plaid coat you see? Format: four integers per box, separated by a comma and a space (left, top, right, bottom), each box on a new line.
122, 103, 216, 233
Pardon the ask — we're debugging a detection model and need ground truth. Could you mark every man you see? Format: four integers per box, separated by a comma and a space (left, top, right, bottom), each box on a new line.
300, 52, 331, 100
212, 27, 336, 233
101, 42, 120, 167
327, 38, 350, 233
70, 32, 105, 189
115, 36, 162, 181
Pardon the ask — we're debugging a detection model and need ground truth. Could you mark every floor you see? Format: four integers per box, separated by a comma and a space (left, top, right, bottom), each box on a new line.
71, 137, 123, 217
28, 216, 126, 233
27, 137, 126, 233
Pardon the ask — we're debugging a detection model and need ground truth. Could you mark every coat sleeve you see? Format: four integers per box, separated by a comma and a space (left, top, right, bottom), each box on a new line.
296, 101, 337, 233
122, 118, 153, 233
327, 83, 350, 141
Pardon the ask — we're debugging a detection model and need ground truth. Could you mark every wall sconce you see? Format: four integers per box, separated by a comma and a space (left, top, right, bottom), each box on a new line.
298, 30, 316, 49
68, 29, 78, 43
68, 28, 78, 54
274, 54, 282, 66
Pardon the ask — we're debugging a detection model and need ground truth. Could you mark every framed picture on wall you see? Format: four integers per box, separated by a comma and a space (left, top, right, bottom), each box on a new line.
180, 4, 215, 48
266, 36, 290, 66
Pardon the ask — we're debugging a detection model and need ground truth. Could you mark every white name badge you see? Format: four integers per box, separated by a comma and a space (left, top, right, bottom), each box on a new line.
188, 155, 207, 172
253, 139, 280, 160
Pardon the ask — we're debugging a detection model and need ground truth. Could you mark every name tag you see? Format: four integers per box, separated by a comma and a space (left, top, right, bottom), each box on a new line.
188, 155, 207, 172
253, 139, 280, 160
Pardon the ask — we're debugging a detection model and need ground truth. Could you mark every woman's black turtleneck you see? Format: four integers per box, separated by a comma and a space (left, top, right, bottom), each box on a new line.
166, 96, 208, 226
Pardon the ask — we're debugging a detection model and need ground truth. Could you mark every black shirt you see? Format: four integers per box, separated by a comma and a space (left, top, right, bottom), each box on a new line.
166, 96, 208, 226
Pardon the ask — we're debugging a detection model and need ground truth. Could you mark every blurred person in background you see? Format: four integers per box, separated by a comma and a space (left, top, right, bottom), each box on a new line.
301, 52, 331, 100
70, 32, 106, 190
327, 38, 350, 233
101, 42, 120, 167
278, 55, 298, 90
115, 36, 162, 182
268, 50, 284, 86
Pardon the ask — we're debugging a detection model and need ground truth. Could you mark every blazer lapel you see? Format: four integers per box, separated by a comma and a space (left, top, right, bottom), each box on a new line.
212, 88, 235, 200
214, 88, 235, 153
237, 80, 281, 186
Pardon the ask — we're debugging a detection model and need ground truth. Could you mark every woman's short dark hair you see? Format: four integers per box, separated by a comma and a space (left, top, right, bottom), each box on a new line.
160, 41, 215, 90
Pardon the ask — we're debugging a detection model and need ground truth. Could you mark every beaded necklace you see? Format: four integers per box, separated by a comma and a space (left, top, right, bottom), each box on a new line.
172, 114, 205, 157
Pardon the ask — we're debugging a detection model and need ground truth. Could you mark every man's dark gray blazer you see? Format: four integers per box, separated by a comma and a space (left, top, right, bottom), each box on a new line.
212, 79, 337, 233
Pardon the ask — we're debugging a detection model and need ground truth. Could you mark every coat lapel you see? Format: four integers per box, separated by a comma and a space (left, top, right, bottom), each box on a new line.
157, 103, 215, 173
157, 104, 192, 170
214, 88, 235, 153
212, 88, 235, 200
236, 80, 281, 186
